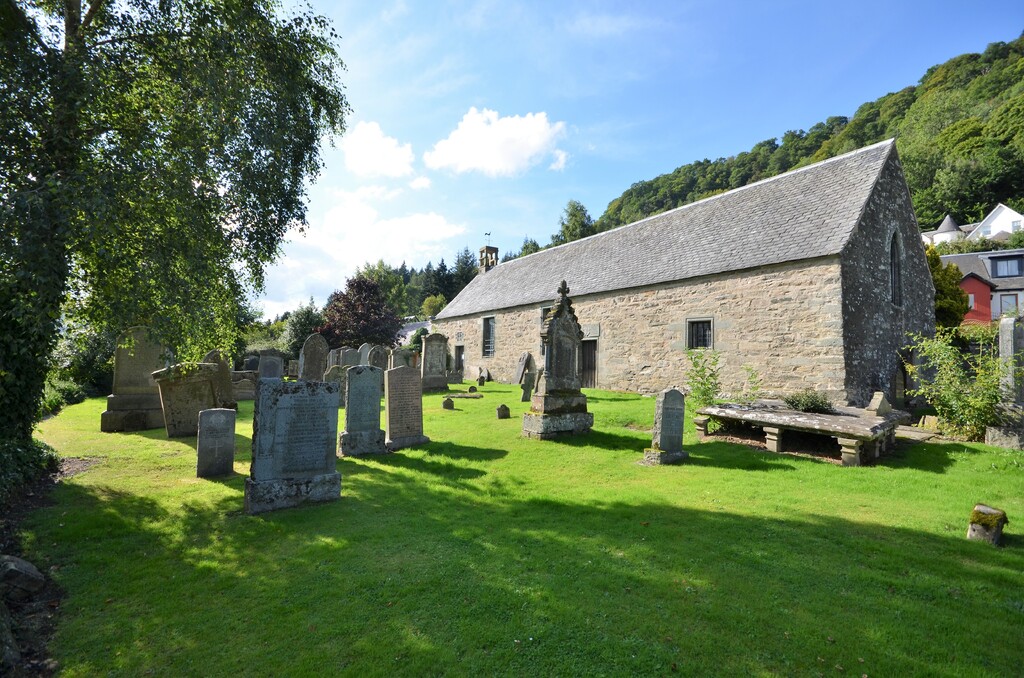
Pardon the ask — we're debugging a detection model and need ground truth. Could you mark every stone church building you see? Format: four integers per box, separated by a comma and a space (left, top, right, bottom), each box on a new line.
433, 139, 935, 407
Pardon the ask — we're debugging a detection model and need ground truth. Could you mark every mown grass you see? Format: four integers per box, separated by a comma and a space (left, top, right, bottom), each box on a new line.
28, 383, 1024, 676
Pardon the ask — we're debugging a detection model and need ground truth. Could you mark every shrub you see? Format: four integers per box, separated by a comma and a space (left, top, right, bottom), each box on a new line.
904, 329, 1005, 440
738, 365, 763, 404
0, 438, 60, 508
686, 349, 721, 409
37, 375, 86, 419
783, 389, 835, 414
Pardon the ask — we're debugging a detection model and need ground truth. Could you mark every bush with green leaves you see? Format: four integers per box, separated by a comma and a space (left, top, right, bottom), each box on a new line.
904, 329, 1006, 441
37, 376, 87, 420
738, 365, 763, 404
0, 438, 59, 508
686, 349, 721, 409
783, 389, 835, 414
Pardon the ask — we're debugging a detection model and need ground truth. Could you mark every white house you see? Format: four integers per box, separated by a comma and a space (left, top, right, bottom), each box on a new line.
921, 204, 1024, 245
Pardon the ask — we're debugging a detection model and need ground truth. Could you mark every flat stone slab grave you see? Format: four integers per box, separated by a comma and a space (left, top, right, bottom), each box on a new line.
696, 400, 904, 466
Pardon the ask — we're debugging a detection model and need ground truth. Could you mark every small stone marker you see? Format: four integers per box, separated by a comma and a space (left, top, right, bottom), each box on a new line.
421, 333, 449, 392
468, 385, 477, 393
496, 404, 510, 419
642, 388, 687, 465
477, 376, 486, 387
203, 349, 237, 409
521, 372, 536, 402
967, 504, 1008, 546
258, 353, 283, 379
323, 365, 348, 407
299, 333, 329, 381
151, 363, 219, 437
442, 397, 454, 410
384, 366, 430, 450
480, 368, 491, 382
197, 408, 236, 477
287, 360, 299, 378
339, 366, 386, 456
515, 352, 532, 384
865, 391, 892, 416
245, 379, 342, 514
100, 326, 167, 432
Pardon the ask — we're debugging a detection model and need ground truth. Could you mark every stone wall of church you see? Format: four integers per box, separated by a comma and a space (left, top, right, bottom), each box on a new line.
433, 257, 851, 402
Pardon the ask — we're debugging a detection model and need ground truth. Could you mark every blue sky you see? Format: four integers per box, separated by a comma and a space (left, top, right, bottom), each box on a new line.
257, 1, 1024, 319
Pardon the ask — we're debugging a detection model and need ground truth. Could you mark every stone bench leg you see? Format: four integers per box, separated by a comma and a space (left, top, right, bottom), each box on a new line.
837, 438, 863, 466
763, 427, 783, 454
694, 416, 710, 437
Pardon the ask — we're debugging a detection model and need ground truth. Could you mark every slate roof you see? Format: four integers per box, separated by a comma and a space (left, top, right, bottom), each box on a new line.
437, 139, 897, 320
941, 250, 1024, 291
935, 214, 960, 233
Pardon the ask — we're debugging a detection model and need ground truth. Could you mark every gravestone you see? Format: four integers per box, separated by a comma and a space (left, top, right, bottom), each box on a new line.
522, 281, 593, 439
323, 365, 348, 408
327, 348, 342, 370
242, 355, 260, 371
101, 326, 168, 432
258, 353, 284, 379
442, 397, 454, 410
384, 366, 430, 450
367, 345, 389, 390
967, 504, 1008, 545
477, 376, 486, 387
299, 334, 329, 381
468, 386, 477, 393
287, 360, 299, 378
865, 391, 892, 416
521, 372, 536, 402
152, 363, 219, 437
641, 388, 687, 465
197, 408, 236, 477
358, 343, 372, 365
232, 377, 256, 402
340, 348, 361, 369
446, 369, 464, 384
244, 379, 342, 514
986, 316, 1024, 447
421, 333, 449, 392
496, 404, 510, 419
339, 366, 386, 456
390, 348, 414, 369
515, 352, 533, 384
203, 349, 237, 410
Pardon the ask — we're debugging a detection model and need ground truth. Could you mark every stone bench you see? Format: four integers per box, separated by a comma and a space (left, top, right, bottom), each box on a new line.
695, 400, 905, 466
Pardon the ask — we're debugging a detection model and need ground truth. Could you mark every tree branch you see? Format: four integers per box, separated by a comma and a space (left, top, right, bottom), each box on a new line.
81, 0, 105, 32
1, 0, 53, 54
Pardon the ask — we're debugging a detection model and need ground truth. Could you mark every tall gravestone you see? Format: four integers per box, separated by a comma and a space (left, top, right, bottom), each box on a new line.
245, 379, 342, 514
985, 316, 1024, 447
642, 389, 687, 465
521, 372, 536, 402
152, 363, 219, 437
197, 408, 236, 477
421, 333, 449, 392
326, 349, 342, 370
385, 366, 430, 450
522, 281, 593, 439
203, 349, 237, 410
323, 365, 348, 408
358, 343, 372, 365
515, 352, 533, 384
367, 345, 390, 390
101, 326, 167, 432
339, 366, 387, 456
299, 334, 329, 381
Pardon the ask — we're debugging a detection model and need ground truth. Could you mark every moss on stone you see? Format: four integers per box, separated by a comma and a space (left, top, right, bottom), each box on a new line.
970, 507, 1008, 530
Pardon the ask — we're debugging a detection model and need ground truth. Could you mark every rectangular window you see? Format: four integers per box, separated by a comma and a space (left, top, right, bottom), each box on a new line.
1013, 220, 1022, 233
687, 319, 713, 349
993, 258, 1022, 277
968, 293, 975, 309
1000, 294, 1018, 317
482, 317, 495, 357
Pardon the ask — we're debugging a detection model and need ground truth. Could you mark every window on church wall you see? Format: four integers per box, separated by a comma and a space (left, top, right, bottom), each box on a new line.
686, 318, 713, 349
482, 317, 496, 357
890, 233, 902, 307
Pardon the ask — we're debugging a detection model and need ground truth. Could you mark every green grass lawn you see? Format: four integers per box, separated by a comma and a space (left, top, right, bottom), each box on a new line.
28, 384, 1024, 676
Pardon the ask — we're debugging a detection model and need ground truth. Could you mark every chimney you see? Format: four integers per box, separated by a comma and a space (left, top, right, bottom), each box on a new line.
479, 245, 498, 273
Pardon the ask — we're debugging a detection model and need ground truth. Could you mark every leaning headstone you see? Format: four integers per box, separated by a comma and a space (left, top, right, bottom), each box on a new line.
339, 366, 386, 456
197, 408, 236, 477
287, 360, 299, 378
244, 379, 342, 514
323, 365, 348, 408
496, 404, 510, 420
151, 363, 219, 437
258, 353, 284, 379
421, 333, 449, 392
641, 388, 687, 465
203, 349, 237, 410
522, 281, 593, 439
358, 343, 372, 365
481, 368, 491, 382
101, 326, 168, 432
442, 397, 454, 410
515, 352, 533, 384
384, 366, 430, 450
242, 355, 260, 371
967, 504, 1009, 546
521, 372, 536, 403
299, 333, 329, 381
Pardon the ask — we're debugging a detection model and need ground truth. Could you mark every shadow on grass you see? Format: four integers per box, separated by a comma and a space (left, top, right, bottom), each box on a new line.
34, 470, 1024, 676
877, 441, 958, 474
554, 428, 648, 450
360, 453, 489, 482
686, 441, 798, 472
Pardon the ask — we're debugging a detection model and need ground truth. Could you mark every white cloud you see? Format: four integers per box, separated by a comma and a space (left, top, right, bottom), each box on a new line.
424, 107, 567, 177
409, 176, 432, 190
258, 186, 465, 318
548, 149, 568, 171
339, 121, 415, 178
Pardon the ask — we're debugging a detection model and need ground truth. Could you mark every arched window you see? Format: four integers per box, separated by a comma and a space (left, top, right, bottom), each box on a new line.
890, 233, 902, 307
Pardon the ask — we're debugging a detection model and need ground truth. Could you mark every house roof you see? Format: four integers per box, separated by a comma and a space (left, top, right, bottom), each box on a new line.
941, 249, 1024, 291
438, 139, 898, 320
935, 214, 960, 233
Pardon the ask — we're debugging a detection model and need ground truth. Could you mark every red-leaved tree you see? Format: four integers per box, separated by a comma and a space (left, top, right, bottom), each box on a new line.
319, 276, 403, 348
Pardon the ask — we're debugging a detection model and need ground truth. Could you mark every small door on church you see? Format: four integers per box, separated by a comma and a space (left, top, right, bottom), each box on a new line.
581, 340, 597, 388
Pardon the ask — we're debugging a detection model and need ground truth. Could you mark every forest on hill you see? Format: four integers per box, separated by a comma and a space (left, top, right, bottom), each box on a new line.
592, 33, 1024, 235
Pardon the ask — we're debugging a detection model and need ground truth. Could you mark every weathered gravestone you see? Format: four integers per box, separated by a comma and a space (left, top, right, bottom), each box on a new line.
421, 333, 449, 392
322, 365, 348, 408
152, 363, 219, 437
468, 385, 477, 393
287, 360, 299, 378
477, 376, 486, 387
521, 372, 536, 403
385, 366, 430, 450
442, 397, 455, 410
203, 349, 237, 410
258, 352, 284, 379
245, 379, 342, 514
522, 281, 593, 439
966, 503, 1009, 546
101, 326, 168, 432
641, 388, 687, 465
367, 345, 389, 390
232, 377, 256, 402
326, 349, 342, 370
389, 348, 414, 369
299, 333, 329, 381
496, 404, 510, 420
358, 343, 372, 365
242, 355, 260, 371
339, 366, 386, 456
446, 369, 464, 384
515, 352, 533, 384
985, 316, 1024, 448
197, 408, 236, 477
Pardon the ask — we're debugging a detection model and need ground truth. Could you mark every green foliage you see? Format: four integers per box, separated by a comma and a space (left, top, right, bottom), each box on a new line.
242, 318, 289, 356
50, 318, 118, 396
0, 438, 59, 509
0, 0, 350, 442
421, 294, 447, 319
407, 327, 430, 354
934, 236, 1005, 254
905, 329, 1006, 440
551, 199, 596, 246
738, 365, 763, 404
356, 260, 408, 315
685, 349, 721, 409
956, 321, 998, 346
282, 298, 326, 358
37, 375, 87, 420
926, 246, 970, 328
501, 237, 542, 262
782, 389, 835, 414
